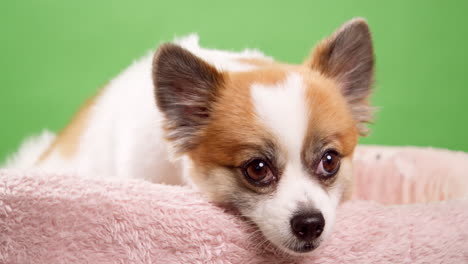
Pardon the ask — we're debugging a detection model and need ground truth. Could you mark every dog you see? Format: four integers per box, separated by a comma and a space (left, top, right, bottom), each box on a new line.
6, 18, 374, 254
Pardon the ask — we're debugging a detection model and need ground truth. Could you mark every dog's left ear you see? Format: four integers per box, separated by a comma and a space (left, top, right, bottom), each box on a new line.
306, 18, 375, 135
152, 43, 225, 154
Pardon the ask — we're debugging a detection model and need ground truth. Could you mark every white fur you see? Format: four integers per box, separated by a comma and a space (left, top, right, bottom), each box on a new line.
251, 73, 308, 156
175, 34, 271, 72
250, 73, 341, 252
3, 130, 55, 169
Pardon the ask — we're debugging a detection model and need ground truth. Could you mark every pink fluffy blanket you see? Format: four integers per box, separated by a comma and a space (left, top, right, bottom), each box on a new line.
1, 146, 468, 263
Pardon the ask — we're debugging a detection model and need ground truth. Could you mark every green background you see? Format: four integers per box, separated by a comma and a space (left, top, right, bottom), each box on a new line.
1, 0, 467, 162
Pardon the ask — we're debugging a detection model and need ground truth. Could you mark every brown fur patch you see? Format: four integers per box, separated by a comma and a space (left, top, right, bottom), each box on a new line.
37, 90, 102, 163
301, 70, 358, 190
303, 72, 359, 156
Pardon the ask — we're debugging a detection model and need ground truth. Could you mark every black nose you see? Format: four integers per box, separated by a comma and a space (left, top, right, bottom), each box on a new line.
290, 211, 325, 241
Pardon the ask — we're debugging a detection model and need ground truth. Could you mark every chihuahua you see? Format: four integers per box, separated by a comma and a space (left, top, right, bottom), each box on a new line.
7, 18, 374, 254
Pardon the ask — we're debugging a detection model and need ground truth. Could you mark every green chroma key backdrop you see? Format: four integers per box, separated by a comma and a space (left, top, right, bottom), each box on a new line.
1, 0, 468, 161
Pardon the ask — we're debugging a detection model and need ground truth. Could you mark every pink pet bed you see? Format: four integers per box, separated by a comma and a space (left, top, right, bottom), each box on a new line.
1, 146, 468, 263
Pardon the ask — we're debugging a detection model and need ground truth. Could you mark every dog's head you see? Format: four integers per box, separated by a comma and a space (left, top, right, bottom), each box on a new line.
152, 18, 374, 254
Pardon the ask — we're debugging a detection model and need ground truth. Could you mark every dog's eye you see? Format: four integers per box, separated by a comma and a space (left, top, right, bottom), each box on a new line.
316, 151, 341, 177
242, 159, 275, 186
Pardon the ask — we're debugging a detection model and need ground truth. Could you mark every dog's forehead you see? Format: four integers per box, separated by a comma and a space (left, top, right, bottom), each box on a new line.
250, 72, 309, 161
195, 65, 357, 168
241, 67, 358, 156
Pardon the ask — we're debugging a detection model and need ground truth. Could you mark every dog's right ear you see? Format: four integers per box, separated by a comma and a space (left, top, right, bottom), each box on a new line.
152, 43, 224, 154
306, 18, 375, 135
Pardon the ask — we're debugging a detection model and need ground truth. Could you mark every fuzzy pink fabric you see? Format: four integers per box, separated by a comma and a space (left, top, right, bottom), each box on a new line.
1, 146, 468, 263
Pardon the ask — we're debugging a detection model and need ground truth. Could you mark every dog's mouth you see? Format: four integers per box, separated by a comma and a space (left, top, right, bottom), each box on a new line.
282, 239, 322, 255
291, 242, 316, 253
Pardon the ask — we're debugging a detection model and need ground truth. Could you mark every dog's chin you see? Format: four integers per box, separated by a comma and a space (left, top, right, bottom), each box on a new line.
274, 238, 323, 256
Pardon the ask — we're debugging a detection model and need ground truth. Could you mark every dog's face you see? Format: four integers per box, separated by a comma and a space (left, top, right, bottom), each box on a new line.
152, 18, 374, 254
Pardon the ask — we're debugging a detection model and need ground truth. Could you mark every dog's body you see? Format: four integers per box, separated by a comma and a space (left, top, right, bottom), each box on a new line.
35, 35, 244, 185
6, 18, 375, 254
